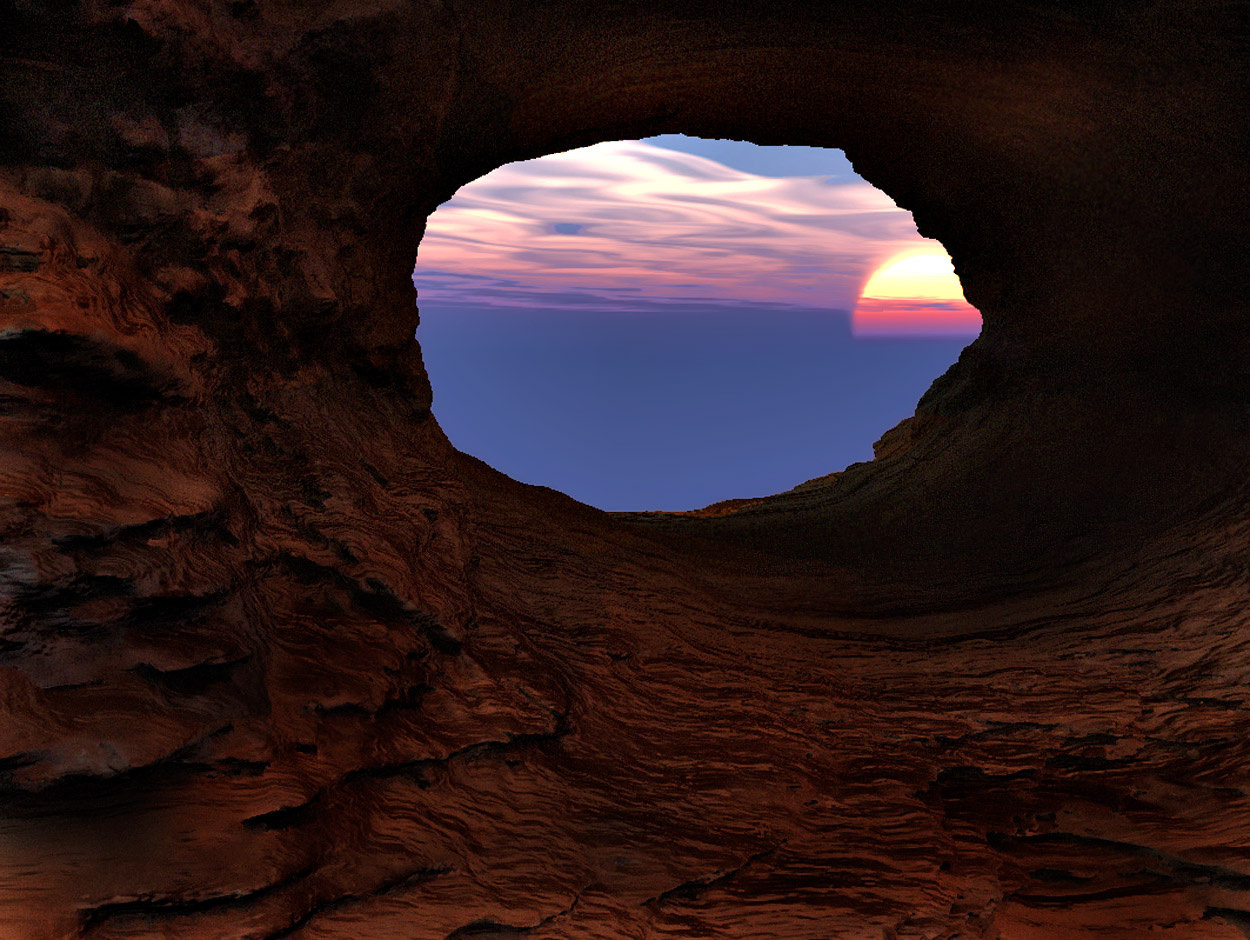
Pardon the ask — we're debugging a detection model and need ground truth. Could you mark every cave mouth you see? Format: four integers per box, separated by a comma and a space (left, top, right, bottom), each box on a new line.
414, 136, 981, 512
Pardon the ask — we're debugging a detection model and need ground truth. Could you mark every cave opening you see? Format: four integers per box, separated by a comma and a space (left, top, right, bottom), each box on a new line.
414, 135, 981, 512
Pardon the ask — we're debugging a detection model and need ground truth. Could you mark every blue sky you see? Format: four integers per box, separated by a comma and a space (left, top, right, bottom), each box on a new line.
644, 135, 860, 181
415, 135, 978, 511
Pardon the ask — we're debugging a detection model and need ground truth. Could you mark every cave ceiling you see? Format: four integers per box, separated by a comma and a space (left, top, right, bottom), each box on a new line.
1, 1, 1249, 937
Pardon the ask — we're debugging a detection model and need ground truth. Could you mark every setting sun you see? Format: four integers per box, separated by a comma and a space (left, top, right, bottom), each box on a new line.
861, 248, 966, 301
853, 246, 982, 337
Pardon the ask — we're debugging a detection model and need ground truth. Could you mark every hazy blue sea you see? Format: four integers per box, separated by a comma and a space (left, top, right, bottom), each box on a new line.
417, 302, 974, 511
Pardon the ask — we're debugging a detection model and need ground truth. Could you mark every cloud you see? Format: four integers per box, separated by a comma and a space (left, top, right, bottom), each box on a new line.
413, 140, 945, 313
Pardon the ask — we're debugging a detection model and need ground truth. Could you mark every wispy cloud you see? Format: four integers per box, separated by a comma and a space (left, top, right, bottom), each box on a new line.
414, 140, 943, 313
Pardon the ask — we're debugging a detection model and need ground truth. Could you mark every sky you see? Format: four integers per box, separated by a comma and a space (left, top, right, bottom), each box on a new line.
414, 135, 981, 511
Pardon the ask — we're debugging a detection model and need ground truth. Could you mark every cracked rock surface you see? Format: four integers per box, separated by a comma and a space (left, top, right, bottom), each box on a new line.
2, 1, 1250, 937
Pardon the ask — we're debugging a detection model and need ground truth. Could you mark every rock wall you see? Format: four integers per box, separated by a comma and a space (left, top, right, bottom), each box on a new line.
2, 1, 1249, 937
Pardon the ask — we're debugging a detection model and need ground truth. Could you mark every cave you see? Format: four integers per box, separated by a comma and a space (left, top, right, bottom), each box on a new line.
1, 1, 1249, 937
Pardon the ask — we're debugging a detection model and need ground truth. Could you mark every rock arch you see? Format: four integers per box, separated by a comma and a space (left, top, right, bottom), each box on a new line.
1, 1, 1248, 936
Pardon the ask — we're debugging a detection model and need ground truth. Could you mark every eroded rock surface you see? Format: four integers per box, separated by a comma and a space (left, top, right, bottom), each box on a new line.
1, 1, 1249, 937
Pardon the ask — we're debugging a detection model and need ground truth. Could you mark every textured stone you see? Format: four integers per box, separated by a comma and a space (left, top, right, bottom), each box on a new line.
1, 1, 1249, 937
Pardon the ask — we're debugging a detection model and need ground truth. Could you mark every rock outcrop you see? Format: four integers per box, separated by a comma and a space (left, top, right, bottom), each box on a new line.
2, 1, 1249, 937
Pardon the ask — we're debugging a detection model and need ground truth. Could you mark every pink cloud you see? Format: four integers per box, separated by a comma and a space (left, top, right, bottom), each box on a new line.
414, 140, 951, 314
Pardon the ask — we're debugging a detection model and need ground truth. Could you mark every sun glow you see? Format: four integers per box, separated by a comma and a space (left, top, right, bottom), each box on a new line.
861, 248, 966, 301
853, 246, 982, 337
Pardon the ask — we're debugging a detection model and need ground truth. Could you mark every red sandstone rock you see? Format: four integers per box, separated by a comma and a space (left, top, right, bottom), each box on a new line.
1, 1, 1250, 937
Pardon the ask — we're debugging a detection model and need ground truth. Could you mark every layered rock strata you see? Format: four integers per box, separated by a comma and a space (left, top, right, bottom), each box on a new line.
1, 1, 1249, 937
